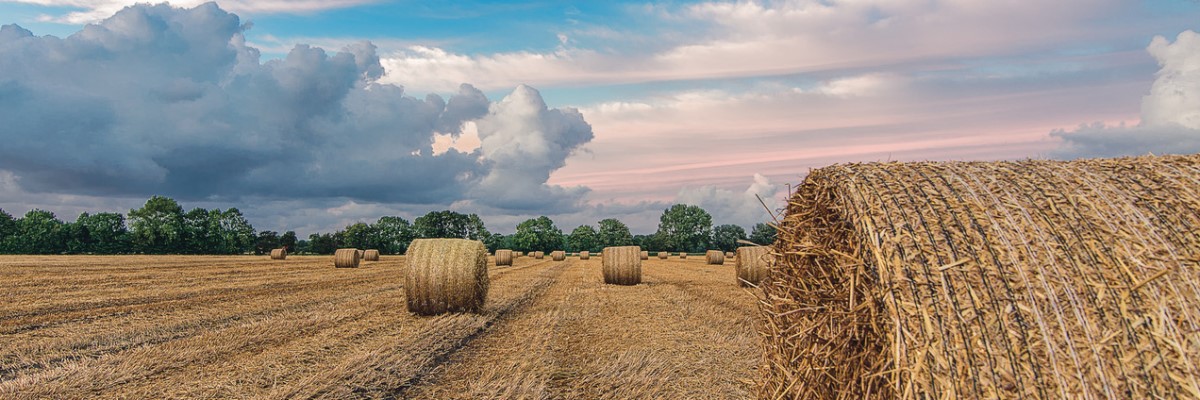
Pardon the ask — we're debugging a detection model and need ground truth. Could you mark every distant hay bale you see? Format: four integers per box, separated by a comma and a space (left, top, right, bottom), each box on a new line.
705, 250, 724, 265
760, 154, 1200, 399
640, 251, 648, 260
551, 250, 566, 261
725, 251, 734, 258
356, 249, 365, 260
534, 251, 544, 259
679, 252, 687, 259
495, 249, 513, 266
270, 248, 287, 260
735, 246, 769, 287
657, 252, 668, 259
363, 249, 380, 261
579, 251, 590, 260
404, 238, 488, 315
602, 246, 642, 285
334, 248, 360, 268
515, 251, 523, 257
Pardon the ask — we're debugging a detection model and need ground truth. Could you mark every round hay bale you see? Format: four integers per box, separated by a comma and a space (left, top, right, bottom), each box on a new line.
270, 248, 287, 260
514, 251, 523, 257
725, 251, 735, 258
657, 251, 668, 259
761, 154, 1200, 398
735, 246, 769, 287
534, 251, 544, 259
679, 252, 687, 259
495, 249, 513, 266
364, 249, 380, 261
579, 251, 590, 260
552, 250, 566, 261
640, 251, 649, 260
334, 248, 360, 268
602, 246, 641, 285
404, 238, 488, 315
705, 250, 725, 265
356, 249, 365, 259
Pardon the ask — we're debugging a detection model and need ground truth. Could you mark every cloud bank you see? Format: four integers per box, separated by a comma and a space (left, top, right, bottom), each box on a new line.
1053, 30, 1200, 158
0, 3, 592, 212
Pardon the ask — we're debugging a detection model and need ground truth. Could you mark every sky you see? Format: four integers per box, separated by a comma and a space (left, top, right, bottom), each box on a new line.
1, 0, 1199, 236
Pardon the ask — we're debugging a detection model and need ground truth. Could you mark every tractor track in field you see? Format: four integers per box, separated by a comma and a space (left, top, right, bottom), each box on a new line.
383, 261, 570, 399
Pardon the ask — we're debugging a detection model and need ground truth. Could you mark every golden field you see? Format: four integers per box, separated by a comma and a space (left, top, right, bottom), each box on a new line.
0, 254, 757, 399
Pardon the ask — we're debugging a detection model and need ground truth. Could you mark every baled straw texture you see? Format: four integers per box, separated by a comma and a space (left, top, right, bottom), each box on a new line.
679, 252, 687, 259
602, 246, 642, 285
534, 251, 544, 259
760, 154, 1200, 399
705, 250, 725, 265
735, 246, 769, 287
363, 249, 380, 261
552, 250, 566, 261
515, 251, 523, 257
640, 251, 649, 260
270, 248, 287, 260
579, 251, 590, 260
658, 252, 668, 259
357, 249, 365, 259
405, 238, 489, 315
334, 248, 360, 268
725, 251, 734, 258
495, 249, 513, 266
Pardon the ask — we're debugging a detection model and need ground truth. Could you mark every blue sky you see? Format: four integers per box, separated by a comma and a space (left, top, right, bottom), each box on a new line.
1, 0, 1199, 235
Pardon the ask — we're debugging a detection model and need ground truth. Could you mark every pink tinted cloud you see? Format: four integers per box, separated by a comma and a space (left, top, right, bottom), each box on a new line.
552, 72, 1149, 204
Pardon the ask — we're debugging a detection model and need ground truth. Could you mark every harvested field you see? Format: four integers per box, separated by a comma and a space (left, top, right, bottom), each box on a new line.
0, 254, 757, 399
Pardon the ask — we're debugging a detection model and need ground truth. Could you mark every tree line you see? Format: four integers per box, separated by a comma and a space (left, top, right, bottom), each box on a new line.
0, 197, 776, 255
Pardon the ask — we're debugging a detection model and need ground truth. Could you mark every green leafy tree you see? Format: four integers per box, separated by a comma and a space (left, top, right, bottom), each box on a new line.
77, 212, 129, 254
280, 231, 298, 253
749, 223, 777, 246
63, 219, 91, 254
307, 233, 338, 255
13, 209, 66, 254
216, 208, 255, 254
597, 218, 634, 248
484, 233, 512, 253
712, 224, 747, 252
129, 196, 185, 254
339, 223, 376, 250
512, 216, 564, 253
655, 204, 713, 253
414, 210, 490, 240
567, 225, 599, 252
372, 216, 413, 254
181, 208, 216, 254
464, 214, 490, 241
255, 231, 281, 255
0, 208, 15, 253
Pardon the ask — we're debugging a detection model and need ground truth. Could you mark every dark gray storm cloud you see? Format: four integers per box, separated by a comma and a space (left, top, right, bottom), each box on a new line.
0, 2, 591, 210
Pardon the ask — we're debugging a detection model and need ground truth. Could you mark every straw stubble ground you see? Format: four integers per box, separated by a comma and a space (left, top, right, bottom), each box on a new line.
0, 255, 757, 399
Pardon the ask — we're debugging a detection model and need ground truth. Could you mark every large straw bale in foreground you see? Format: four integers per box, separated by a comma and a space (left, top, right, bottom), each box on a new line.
705, 250, 724, 265
363, 249, 380, 261
602, 246, 642, 285
552, 250, 566, 261
334, 248, 360, 268
761, 154, 1200, 399
270, 248, 287, 260
495, 249, 513, 266
405, 238, 489, 315
735, 246, 769, 287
